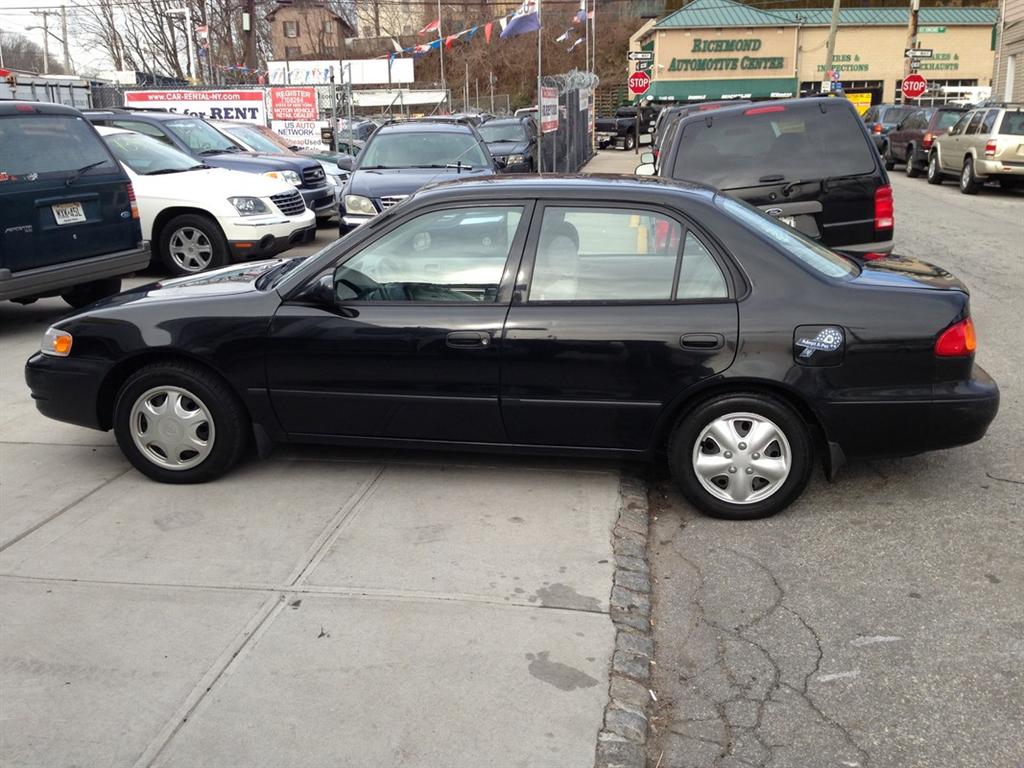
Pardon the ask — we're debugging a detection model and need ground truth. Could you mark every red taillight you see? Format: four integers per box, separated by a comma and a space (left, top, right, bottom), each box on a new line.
984, 140, 997, 158
126, 183, 140, 220
15, 104, 34, 112
653, 148, 660, 158
923, 131, 934, 149
935, 317, 976, 357
862, 252, 887, 261
744, 105, 785, 116
874, 185, 893, 232
873, 123, 882, 134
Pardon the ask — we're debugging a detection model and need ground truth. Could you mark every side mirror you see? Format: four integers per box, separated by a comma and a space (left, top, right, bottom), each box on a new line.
635, 163, 656, 177
337, 156, 355, 172
640, 152, 655, 164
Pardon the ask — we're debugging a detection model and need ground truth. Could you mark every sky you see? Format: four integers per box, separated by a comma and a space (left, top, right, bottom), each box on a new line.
0, 0, 111, 74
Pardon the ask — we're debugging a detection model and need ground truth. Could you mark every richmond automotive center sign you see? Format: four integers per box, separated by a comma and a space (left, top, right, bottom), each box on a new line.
123, 90, 267, 124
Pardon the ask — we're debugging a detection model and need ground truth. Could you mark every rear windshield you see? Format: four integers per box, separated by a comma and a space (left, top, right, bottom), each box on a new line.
0, 115, 116, 183
478, 122, 528, 143
720, 196, 857, 279
935, 110, 964, 130
672, 104, 875, 190
359, 131, 488, 170
998, 111, 1024, 136
881, 106, 916, 124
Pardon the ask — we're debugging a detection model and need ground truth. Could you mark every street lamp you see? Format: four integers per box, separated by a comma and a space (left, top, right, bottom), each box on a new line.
25, 24, 64, 75
166, 7, 196, 83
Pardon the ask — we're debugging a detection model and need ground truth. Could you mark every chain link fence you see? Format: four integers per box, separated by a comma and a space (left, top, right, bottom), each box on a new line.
539, 70, 599, 174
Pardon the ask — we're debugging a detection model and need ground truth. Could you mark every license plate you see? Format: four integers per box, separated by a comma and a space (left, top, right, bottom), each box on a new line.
52, 202, 86, 225
778, 215, 797, 228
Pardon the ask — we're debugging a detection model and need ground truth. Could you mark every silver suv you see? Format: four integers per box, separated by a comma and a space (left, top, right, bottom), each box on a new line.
927, 104, 1024, 194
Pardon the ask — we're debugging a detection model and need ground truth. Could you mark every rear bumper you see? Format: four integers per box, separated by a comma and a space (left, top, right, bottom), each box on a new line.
974, 158, 1024, 178
228, 224, 317, 261
819, 364, 1000, 459
25, 352, 110, 430
0, 243, 151, 302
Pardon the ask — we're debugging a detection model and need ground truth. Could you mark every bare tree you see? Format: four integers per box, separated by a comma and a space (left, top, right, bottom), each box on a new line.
0, 31, 66, 75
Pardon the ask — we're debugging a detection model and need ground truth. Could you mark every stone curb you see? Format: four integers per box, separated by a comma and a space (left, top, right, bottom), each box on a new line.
595, 474, 652, 768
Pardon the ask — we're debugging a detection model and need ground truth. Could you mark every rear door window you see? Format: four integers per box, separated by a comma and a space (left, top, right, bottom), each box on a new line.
0, 115, 115, 183
981, 110, 999, 133
998, 111, 1024, 135
672, 104, 875, 190
965, 112, 985, 135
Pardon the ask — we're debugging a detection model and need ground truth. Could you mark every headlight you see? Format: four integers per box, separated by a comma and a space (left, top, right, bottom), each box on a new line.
344, 194, 377, 216
41, 326, 73, 357
264, 170, 302, 186
229, 196, 270, 216
505, 154, 525, 165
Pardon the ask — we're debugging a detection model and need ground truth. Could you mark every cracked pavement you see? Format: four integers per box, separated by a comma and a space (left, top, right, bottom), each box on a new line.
646, 175, 1024, 768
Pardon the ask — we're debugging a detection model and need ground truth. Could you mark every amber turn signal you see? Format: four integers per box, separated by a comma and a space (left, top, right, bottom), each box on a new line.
42, 327, 73, 357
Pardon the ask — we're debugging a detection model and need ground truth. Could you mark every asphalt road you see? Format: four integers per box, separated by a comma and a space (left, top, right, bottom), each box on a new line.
646, 173, 1024, 767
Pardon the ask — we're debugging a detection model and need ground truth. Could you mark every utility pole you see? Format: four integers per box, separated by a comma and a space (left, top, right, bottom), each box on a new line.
823, 0, 842, 96
60, 6, 70, 73
903, 0, 920, 102
243, 0, 256, 71
31, 10, 63, 75
372, 0, 381, 36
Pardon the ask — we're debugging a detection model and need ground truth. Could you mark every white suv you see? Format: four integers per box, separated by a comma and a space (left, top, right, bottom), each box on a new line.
97, 126, 316, 275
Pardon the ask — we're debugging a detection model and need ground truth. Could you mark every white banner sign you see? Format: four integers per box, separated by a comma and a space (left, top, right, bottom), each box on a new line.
123, 89, 266, 124
267, 59, 414, 86
270, 120, 329, 150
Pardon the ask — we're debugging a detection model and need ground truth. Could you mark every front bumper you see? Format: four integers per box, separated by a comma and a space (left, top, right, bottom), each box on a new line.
974, 158, 1024, 178
0, 243, 151, 302
300, 185, 337, 218
818, 364, 1000, 459
25, 352, 111, 430
228, 224, 317, 261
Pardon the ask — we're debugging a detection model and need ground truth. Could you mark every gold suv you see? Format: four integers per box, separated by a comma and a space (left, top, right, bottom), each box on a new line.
927, 104, 1024, 194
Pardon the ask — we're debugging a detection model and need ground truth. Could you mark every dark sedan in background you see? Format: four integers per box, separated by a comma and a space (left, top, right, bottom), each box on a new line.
25, 176, 997, 520
862, 103, 918, 155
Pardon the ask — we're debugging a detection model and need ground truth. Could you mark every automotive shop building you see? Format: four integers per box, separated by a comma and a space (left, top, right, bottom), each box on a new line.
630, 0, 998, 108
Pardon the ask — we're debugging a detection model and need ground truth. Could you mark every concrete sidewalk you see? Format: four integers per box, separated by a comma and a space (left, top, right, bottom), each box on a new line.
0, 278, 625, 768
582, 149, 644, 175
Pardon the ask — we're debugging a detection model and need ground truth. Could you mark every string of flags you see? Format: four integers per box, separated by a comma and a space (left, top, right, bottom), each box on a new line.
380, 0, 592, 61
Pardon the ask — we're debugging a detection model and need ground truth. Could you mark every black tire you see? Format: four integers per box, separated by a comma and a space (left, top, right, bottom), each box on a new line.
927, 153, 943, 185
883, 144, 896, 171
667, 393, 813, 520
113, 361, 249, 483
157, 213, 229, 276
905, 146, 921, 178
623, 134, 635, 151
61, 277, 122, 309
959, 157, 982, 195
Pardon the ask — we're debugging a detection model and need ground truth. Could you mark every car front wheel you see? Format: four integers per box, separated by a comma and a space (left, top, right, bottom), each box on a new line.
113, 361, 248, 483
960, 158, 983, 195
927, 153, 943, 185
159, 214, 228, 276
668, 393, 813, 520
883, 144, 896, 170
623, 134, 635, 151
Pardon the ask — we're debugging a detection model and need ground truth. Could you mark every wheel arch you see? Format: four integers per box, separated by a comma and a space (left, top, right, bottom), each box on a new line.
152, 207, 227, 250
96, 348, 250, 431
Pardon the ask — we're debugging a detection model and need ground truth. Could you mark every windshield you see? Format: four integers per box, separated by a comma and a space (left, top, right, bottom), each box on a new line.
673, 105, 875, 190
358, 131, 489, 169
721, 196, 857, 279
165, 118, 241, 154
935, 111, 964, 131
226, 125, 294, 154
104, 131, 201, 174
0, 115, 115, 182
478, 122, 527, 143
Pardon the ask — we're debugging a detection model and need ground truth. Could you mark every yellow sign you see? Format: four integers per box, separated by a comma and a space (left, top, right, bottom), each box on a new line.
846, 92, 873, 116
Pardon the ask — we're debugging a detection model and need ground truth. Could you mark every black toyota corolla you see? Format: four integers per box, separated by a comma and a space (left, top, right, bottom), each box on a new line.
25, 176, 998, 519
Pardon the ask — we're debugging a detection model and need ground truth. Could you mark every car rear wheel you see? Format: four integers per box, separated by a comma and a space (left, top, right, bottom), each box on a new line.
960, 158, 982, 195
623, 134, 635, 151
668, 393, 813, 520
159, 214, 228, 276
883, 144, 896, 171
113, 361, 248, 483
61, 277, 122, 309
904, 146, 921, 178
927, 153, 943, 185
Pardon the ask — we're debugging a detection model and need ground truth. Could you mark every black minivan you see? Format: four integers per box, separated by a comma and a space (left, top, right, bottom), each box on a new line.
0, 101, 149, 306
639, 97, 893, 255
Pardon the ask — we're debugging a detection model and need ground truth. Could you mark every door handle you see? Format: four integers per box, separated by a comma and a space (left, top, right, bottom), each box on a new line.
680, 333, 724, 350
446, 331, 491, 349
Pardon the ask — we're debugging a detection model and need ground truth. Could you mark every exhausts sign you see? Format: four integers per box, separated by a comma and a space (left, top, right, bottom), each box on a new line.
123, 90, 266, 124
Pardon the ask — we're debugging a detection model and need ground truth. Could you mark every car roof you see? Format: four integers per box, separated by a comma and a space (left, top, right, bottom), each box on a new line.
94, 125, 132, 135
0, 100, 83, 117
375, 120, 478, 135
484, 117, 530, 125
674, 96, 855, 127
84, 110, 192, 122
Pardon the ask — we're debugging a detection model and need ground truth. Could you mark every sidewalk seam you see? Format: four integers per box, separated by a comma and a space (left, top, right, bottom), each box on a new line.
594, 473, 653, 768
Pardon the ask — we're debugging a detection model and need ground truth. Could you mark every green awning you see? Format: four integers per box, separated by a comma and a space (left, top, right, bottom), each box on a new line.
636, 77, 799, 103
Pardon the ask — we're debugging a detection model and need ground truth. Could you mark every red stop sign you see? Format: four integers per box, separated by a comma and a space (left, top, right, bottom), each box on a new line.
901, 73, 928, 100
628, 71, 651, 96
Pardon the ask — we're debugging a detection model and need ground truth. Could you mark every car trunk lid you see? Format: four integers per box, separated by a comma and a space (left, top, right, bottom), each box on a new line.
851, 255, 968, 293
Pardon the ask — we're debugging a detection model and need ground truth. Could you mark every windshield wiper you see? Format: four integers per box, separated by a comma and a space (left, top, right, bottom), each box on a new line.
65, 160, 107, 186
781, 179, 814, 196
144, 167, 196, 175
198, 148, 229, 156
412, 163, 474, 171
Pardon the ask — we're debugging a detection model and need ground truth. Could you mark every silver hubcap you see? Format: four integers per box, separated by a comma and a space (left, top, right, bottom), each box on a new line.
129, 386, 215, 470
168, 226, 213, 273
692, 412, 791, 505
930, 157, 937, 177
961, 164, 970, 188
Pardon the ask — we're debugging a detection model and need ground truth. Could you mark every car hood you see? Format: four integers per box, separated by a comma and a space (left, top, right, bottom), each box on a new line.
486, 141, 529, 156
347, 167, 494, 198
132, 167, 292, 199
202, 151, 318, 173
851, 255, 968, 292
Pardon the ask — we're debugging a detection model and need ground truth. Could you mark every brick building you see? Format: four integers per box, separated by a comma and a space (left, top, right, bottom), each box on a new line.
267, 1, 355, 61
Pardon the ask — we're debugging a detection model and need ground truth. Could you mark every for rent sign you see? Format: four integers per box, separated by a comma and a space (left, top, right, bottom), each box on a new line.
123, 90, 266, 124
269, 87, 318, 121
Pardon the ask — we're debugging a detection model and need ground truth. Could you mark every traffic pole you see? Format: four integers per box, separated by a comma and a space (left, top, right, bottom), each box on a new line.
824, 0, 842, 96
903, 0, 921, 103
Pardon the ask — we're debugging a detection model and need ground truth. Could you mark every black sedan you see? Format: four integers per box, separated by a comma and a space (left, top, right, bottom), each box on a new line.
24, 176, 998, 519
